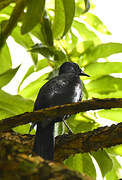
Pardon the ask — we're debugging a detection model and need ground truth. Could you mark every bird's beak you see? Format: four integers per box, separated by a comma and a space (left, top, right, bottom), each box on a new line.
80, 70, 90, 77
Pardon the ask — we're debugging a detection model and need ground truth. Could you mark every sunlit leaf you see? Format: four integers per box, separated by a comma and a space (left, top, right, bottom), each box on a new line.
87, 90, 122, 99
64, 30, 78, 54
76, 40, 94, 54
66, 113, 97, 133
13, 124, 33, 134
84, 12, 111, 35
52, 0, 65, 39
0, 66, 20, 88
0, 3, 13, 15
0, 89, 33, 120
98, 108, 122, 123
73, 21, 101, 45
92, 150, 113, 177
12, 25, 34, 48
11, 25, 37, 64
64, 153, 96, 179
62, 0, 75, 36
21, 0, 45, 34
19, 73, 49, 100
18, 59, 49, 92
0, 43, 12, 74
106, 156, 121, 180
86, 76, 122, 96
107, 145, 122, 156
85, 62, 122, 79
82, 43, 122, 66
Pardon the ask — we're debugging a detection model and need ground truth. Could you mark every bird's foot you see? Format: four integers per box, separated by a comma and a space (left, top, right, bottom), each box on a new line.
68, 129, 73, 135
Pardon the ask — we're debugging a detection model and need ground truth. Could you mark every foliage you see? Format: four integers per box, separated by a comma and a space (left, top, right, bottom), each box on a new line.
0, 0, 122, 179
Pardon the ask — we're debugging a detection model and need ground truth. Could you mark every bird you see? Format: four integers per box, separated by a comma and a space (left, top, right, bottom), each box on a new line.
30, 62, 90, 161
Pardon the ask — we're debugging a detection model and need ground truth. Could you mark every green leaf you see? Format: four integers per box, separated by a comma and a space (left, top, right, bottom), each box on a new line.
30, 12, 53, 46
0, 43, 12, 74
18, 59, 49, 92
19, 73, 49, 100
70, 30, 78, 46
62, 0, 75, 36
64, 153, 96, 179
73, 21, 101, 45
21, 0, 45, 34
52, 0, 65, 39
106, 156, 121, 180
98, 108, 122, 123
0, 89, 33, 120
36, 59, 49, 71
86, 76, 122, 96
13, 124, 33, 134
82, 43, 122, 66
30, 44, 67, 62
12, 25, 34, 48
107, 145, 122, 156
0, 66, 20, 88
66, 113, 97, 134
0, 3, 13, 16
40, 12, 53, 46
64, 30, 78, 53
76, 40, 94, 54
92, 150, 113, 177
84, 0, 90, 13
0, 108, 14, 120
31, 52, 38, 65
85, 62, 122, 79
31, 24, 44, 42
75, 0, 90, 16
29, 44, 54, 59
84, 12, 111, 35
11, 25, 37, 64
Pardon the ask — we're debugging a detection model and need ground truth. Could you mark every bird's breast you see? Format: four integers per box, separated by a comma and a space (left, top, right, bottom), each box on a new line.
73, 83, 82, 102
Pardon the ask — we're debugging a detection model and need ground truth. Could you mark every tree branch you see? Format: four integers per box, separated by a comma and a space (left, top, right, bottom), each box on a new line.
0, 130, 93, 180
0, 0, 16, 10
54, 122, 122, 161
0, 149, 91, 180
0, 122, 122, 162
0, 0, 26, 48
0, 98, 122, 132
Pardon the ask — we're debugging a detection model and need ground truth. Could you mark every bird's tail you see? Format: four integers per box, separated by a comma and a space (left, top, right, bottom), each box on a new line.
33, 122, 54, 161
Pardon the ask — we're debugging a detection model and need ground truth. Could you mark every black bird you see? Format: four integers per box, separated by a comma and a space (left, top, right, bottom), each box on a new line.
31, 62, 89, 160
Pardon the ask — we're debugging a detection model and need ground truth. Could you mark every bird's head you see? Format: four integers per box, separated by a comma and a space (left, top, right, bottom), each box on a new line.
59, 62, 90, 77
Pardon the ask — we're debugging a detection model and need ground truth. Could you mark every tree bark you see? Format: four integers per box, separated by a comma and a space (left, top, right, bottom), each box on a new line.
0, 98, 122, 131
0, 130, 94, 180
0, 122, 122, 162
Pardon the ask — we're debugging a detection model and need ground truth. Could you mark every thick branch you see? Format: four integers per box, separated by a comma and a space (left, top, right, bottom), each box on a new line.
0, 122, 122, 162
0, 98, 122, 132
54, 122, 122, 161
0, 131, 93, 180
0, 153, 90, 180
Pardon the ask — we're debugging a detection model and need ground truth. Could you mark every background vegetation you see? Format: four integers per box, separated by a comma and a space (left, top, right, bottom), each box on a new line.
0, 0, 122, 179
